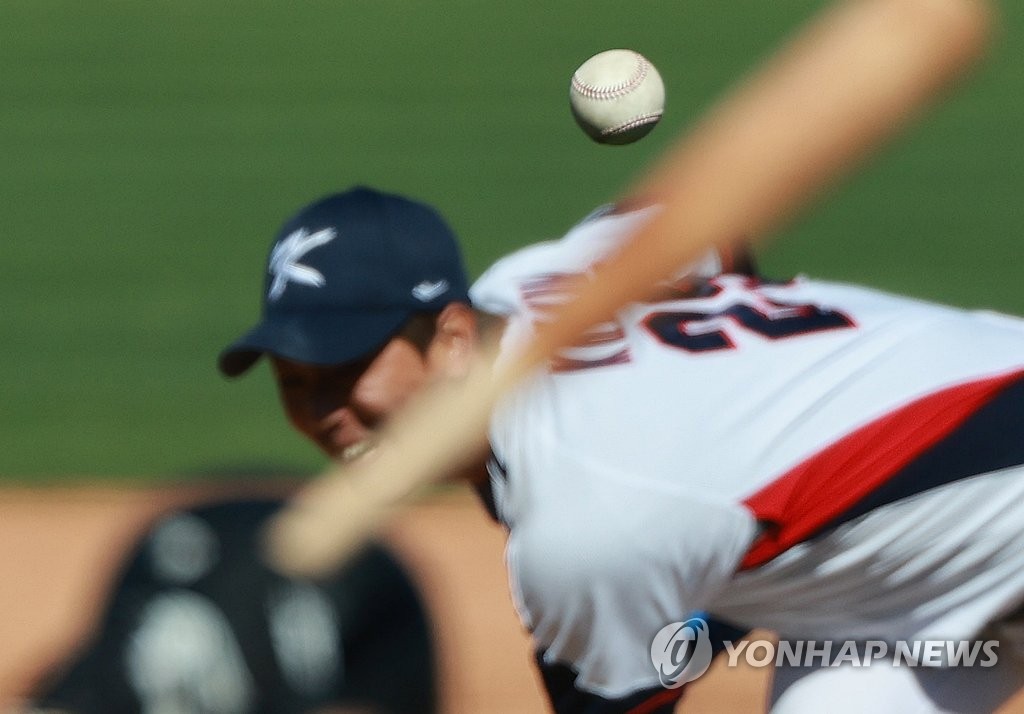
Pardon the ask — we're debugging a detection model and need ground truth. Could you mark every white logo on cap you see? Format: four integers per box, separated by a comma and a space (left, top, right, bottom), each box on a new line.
268, 227, 337, 301
411, 279, 449, 302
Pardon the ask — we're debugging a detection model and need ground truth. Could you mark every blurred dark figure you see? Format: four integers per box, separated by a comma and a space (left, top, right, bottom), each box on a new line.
21, 498, 437, 714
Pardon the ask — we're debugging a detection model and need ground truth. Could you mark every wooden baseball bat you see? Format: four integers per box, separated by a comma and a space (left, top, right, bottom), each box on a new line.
264, 0, 992, 577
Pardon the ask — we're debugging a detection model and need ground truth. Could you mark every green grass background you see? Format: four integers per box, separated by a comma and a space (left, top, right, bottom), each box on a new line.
2, 1, 1022, 481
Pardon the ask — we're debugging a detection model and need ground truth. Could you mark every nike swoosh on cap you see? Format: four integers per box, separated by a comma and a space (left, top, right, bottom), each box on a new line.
411, 280, 450, 302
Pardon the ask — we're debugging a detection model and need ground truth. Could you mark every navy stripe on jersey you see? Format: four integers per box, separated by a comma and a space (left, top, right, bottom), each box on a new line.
742, 369, 1024, 569
822, 374, 1024, 531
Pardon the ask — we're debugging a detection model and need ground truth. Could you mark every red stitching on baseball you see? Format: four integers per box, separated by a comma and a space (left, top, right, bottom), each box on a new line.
572, 53, 649, 101
601, 112, 663, 136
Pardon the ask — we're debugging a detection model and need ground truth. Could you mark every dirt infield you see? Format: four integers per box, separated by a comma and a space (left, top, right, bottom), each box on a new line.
2, 485, 1022, 713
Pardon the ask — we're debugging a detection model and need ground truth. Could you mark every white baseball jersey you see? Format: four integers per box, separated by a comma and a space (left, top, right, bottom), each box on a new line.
469, 207, 1024, 699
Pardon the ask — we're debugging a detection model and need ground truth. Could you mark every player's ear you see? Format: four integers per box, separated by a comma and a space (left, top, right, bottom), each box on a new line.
427, 302, 478, 378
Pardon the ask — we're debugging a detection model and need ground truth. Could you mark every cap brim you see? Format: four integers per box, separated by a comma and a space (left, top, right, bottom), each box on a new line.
218, 308, 412, 377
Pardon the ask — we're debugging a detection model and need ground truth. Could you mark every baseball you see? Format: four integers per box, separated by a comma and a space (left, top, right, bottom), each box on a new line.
569, 49, 665, 145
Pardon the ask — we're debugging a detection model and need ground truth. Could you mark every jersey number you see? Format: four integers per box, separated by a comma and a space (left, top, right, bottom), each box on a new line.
644, 299, 854, 353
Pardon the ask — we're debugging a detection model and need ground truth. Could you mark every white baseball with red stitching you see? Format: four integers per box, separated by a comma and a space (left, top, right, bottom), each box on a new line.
569, 49, 665, 145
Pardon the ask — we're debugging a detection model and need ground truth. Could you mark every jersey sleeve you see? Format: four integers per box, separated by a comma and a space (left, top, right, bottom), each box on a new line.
498, 427, 759, 700
533, 615, 750, 713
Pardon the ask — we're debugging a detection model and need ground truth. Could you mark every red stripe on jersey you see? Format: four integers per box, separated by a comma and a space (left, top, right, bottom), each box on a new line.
625, 687, 684, 714
741, 369, 1024, 570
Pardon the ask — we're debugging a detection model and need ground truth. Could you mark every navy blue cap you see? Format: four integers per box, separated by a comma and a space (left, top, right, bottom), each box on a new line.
219, 187, 470, 377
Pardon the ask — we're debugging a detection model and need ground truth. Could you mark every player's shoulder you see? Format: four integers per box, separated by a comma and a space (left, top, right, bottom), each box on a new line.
770, 275, 977, 316
481, 203, 650, 275
470, 204, 658, 316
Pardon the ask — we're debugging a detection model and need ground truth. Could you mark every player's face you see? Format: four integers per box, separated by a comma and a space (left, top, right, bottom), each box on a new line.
272, 337, 431, 461
271, 305, 477, 461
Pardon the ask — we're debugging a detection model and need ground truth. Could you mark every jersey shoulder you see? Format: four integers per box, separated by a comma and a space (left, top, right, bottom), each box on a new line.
470, 204, 725, 317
